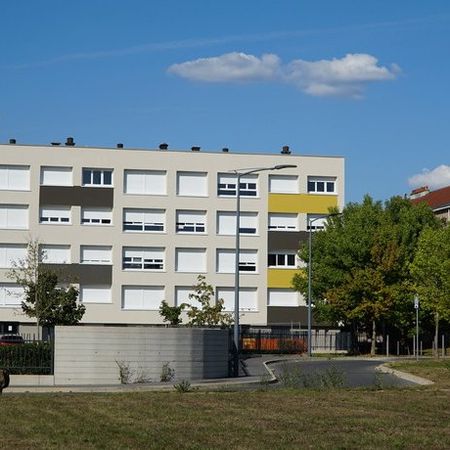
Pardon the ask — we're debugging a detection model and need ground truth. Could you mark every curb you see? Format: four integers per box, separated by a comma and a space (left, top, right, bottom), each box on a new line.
376, 363, 434, 386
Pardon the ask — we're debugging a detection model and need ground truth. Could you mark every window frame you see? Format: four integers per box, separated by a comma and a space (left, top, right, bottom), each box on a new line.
122, 247, 165, 271
82, 168, 113, 187
268, 252, 297, 268
39, 206, 71, 225
307, 176, 337, 194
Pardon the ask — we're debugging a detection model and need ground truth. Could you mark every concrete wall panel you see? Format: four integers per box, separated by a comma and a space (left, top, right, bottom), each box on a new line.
54, 326, 229, 385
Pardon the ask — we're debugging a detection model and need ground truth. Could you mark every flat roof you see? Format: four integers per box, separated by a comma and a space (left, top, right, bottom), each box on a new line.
0, 142, 345, 159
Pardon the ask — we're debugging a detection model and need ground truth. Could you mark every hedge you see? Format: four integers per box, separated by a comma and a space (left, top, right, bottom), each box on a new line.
0, 342, 53, 375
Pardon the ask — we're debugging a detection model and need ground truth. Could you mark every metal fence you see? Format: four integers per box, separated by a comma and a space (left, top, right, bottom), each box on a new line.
357, 332, 450, 356
0, 337, 54, 375
240, 329, 352, 354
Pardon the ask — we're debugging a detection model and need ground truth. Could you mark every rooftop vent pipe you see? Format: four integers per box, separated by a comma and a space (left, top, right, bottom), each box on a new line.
117, 143, 124, 149
191, 146, 200, 152
159, 143, 168, 150
9, 139, 16, 144
281, 145, 291, 155
65, 137, 75, 146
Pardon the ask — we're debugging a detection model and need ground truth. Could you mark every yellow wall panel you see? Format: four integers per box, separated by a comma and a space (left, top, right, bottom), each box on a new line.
267, 269, 300, 288
268, 194, 338, 213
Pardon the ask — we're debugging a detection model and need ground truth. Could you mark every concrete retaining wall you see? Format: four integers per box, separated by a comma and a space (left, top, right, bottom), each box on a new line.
54, 326, 229, 385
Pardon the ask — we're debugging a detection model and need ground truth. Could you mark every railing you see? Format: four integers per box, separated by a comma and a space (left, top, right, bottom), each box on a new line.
241, 329, 352, 354
0, 338, 54, 375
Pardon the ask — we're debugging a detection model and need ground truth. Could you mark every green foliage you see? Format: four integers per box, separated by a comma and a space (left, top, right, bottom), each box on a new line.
293, 195, 440, 349
0, 342, 52, 375
410, 226, 450, 321
159, 300, 187, 325
22, 271, 85, 327
186, 275, 233, 327
277, 363, 346, 389
8, 239, 85, 327
173, 379, 193, 393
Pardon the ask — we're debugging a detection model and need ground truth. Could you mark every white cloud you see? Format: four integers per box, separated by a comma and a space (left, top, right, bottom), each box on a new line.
408, 165, 450, 190
168, 52, 281, 83
167, 52, 399, 98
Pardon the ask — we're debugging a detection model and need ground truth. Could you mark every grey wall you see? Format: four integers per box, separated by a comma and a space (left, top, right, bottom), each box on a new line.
54, 326, 229, 385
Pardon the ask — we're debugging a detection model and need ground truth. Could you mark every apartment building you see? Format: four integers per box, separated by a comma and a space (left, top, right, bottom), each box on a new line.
0, 140, 344, 334
410, 185, 450, 223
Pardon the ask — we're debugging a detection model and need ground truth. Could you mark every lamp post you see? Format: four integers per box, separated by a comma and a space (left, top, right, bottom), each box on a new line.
232, 164, 297, 376
307, 212, 342, 357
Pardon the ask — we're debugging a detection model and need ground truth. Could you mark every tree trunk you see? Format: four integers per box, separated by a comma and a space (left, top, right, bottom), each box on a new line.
435, 312, 439, 358
371, 320, 376, 356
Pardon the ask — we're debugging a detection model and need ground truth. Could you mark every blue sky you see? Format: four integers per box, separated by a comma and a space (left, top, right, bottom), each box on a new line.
1, 1, 449, 202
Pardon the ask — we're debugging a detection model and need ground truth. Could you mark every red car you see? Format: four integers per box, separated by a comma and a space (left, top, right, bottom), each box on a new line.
0, 335, 25, 346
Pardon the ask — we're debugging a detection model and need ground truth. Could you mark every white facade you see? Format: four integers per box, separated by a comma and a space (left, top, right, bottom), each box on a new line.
0, 142, 344, 329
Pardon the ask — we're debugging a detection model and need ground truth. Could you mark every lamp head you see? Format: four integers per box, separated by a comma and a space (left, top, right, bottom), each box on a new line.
273, 164, 297, 170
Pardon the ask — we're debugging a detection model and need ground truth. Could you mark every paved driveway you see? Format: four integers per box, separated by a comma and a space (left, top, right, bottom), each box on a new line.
269, 359, 414, 388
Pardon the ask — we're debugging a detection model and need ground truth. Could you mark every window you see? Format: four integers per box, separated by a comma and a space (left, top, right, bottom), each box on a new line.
268, 252, 296, 268
217, 174, 258, 197
41, 245, 71, 264
124, 170, 166, 195
81, 208, 112, 226
307, 214, 327, 231
0, 205, 28, 229
40, 166, 72, 186
123, 209, 165, 232
82, 168, 113, 187
122, 247, 164, 271
177, 172, 207, 197
0, 165, 30, 191
80, 285, 111, 304
175, 287, 201, 308
0, 284, 24, 307
268, 289, 300, 307
216, 287, 258, 311
40, 206, 71, 224
216, 249, 257, 273
307, 176, 336, 194
217, 212, 258, 235
176, 210, 206, 233
269, 175, 299, 193
268, 213, 298, 231
122, 286, 164, 310
80, 246, 112, 265
0, 244, 27, 268
175, 248, 206, 273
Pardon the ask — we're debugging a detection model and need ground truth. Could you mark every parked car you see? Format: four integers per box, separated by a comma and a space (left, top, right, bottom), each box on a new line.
0, 335, 25, 346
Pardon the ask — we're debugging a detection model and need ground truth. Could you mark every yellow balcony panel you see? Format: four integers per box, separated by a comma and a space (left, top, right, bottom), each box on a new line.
268, 193, 338, 214
268, 268, 300, 288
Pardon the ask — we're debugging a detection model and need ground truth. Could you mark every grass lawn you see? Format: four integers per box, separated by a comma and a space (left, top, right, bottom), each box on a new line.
1, 361, 449, 449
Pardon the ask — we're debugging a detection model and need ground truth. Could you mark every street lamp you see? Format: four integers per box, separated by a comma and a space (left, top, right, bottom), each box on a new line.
307, 212, 342, 357
232, 164, 297, 376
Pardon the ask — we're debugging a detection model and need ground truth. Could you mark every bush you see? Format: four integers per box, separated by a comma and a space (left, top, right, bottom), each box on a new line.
0, 342, 52, 375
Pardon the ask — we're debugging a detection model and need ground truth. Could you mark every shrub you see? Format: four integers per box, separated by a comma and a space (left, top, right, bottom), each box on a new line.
0, 342, 52, 375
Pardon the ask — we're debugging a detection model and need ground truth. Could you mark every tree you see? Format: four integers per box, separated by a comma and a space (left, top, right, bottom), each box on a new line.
159, 300, 187, 325
293, 195, 439, 355
8, 239, 85, 336
186, 275, 233, 327
22, 271, 84, 327
410, 226, 450, 356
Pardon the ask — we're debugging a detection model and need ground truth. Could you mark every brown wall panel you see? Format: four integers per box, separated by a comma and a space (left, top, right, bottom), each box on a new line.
39, 186, 114, 207
267, 306, 325, 326
268, 231, 308, 252
41, 264, 112, 285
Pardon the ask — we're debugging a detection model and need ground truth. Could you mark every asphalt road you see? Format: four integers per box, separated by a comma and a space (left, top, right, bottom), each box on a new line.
270, 359, 414, 388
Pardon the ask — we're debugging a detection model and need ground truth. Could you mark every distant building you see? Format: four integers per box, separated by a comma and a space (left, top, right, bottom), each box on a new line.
410, 185, 450, 223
